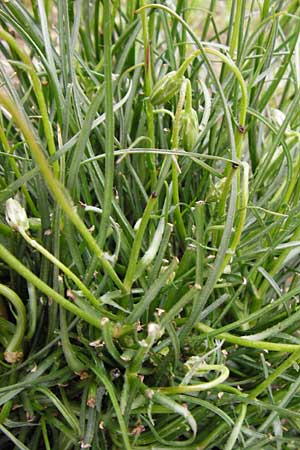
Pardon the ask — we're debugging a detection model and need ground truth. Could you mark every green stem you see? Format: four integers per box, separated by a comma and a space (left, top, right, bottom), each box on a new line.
253, 89, 300, 193
171, 80, 187, 243
128, 324, 162, 375
194, 285, 300, 341
35, 386, 79, 433
140, 0, 157, 189
196, 322, 300, 353
153, 364, 229, 394
60, 306, 84, 373
160, 286, 198, 328
258, 221, 300, 300
0, 28, 59, 177
0, 90, 125, 293
217, 165, 237, 225
175, 47, 247, 156
126, 257, 178, 324
0, 284, 26, 363
0, 400, 13, 424
249, 349, 300, 399
194, 201, 205, 287
0, 424, 30, 450
229, 0, 243, 58
124, 192, 157, 291
19, 229, 105, 313
0, 123, 38, 216
219, 162, 249, 275
26, 283, 37, 340
94, 0, 101, 60
282, 152, 300, 205
0, 244, 105, 330
204, 47, 247, 160
98, 0, 115, 246
196, 422, 228, 450
127, 0, 136, 20
92, 366, 132, 450
41, 416, 51, 450
180, 168, 238, 339
56, 265, 84, 373
185, 79, 193, 113
224, 404, 247, 450
138, 379, 197, 439
137, 4, 247, 159
101, 317, 125, 366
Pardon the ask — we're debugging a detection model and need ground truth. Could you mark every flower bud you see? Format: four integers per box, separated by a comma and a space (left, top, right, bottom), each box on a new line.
150, 71, 184, 105
179, 108, 199, 151
5, 198, 29, 232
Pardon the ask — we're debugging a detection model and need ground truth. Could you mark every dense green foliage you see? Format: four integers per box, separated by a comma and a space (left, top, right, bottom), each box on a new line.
1, 0, 300, 448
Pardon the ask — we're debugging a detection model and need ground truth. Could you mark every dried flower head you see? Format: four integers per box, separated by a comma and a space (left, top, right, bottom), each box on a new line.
5, 198, 29, 232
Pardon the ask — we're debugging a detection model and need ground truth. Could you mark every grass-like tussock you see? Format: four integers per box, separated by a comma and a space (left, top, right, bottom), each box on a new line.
1, 1, 300, 449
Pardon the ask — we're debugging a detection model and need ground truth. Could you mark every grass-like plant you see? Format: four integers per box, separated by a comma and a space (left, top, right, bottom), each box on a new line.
1, 1, 300, 449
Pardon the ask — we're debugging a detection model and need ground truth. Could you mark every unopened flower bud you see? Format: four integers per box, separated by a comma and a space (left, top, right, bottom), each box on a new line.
5, 198, 29, 232
179, 108, 199, 151
151, 71, 185, 105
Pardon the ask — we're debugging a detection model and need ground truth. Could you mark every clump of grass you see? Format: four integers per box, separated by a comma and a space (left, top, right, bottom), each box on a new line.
1, 1, 300, 449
